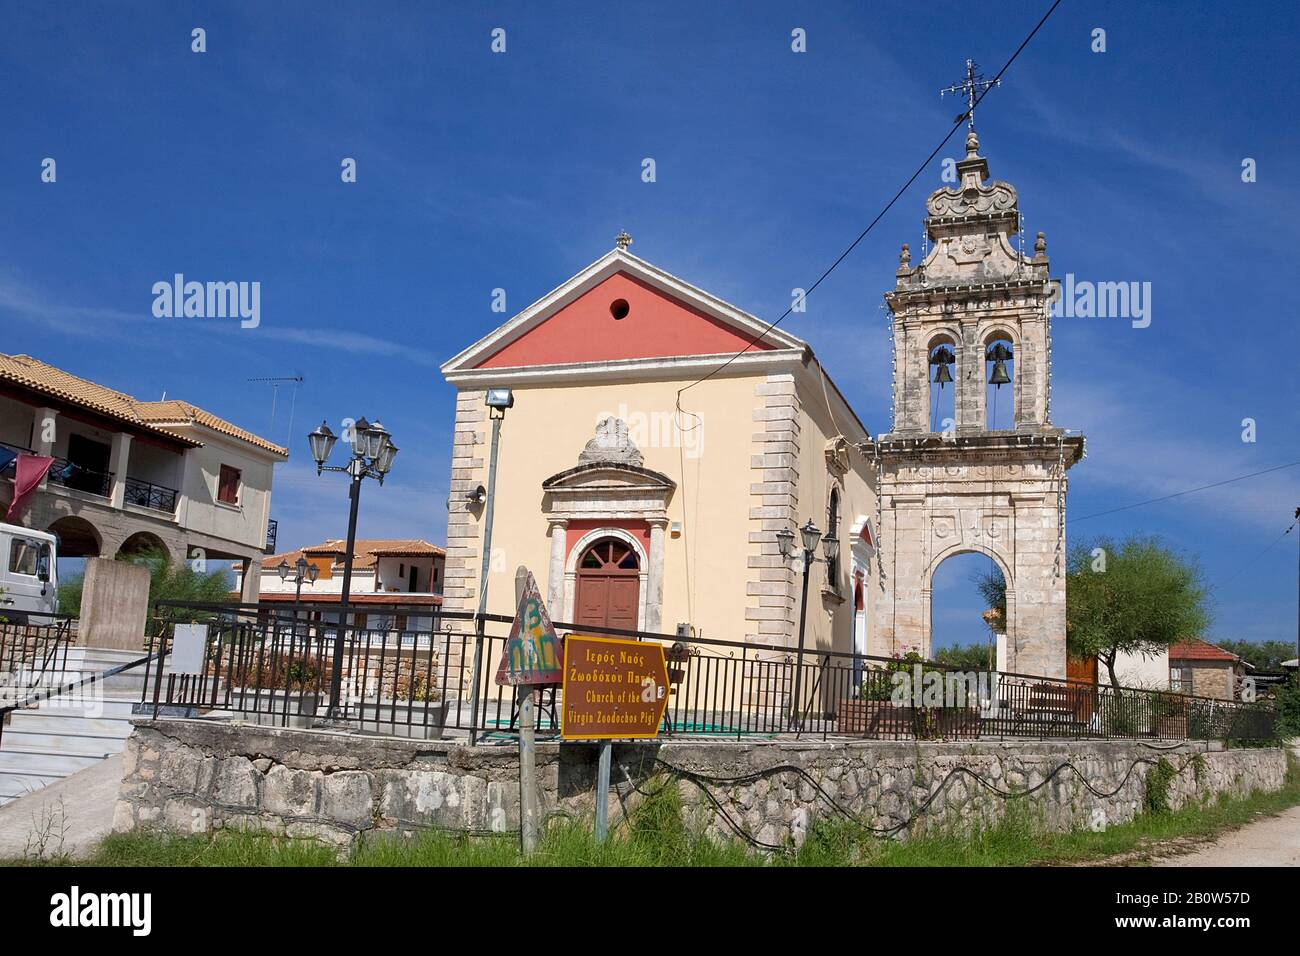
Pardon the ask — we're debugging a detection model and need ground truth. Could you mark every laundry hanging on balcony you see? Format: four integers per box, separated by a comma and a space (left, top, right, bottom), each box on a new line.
5, 453, 54, 522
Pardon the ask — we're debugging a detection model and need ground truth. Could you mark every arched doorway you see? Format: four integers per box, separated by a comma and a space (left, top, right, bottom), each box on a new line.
927, 548, 1010, 670
574, 537, 640, 631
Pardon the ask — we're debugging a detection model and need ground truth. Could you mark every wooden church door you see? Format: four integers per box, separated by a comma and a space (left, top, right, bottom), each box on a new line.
574, 537, 641, 631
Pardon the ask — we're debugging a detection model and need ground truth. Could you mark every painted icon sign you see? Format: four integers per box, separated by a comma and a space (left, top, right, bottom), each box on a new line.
561, 635, 669, 740
495, 572, 563, 686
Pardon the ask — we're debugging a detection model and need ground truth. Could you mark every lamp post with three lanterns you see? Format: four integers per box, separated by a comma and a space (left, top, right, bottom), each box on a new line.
307, 417, 398, 719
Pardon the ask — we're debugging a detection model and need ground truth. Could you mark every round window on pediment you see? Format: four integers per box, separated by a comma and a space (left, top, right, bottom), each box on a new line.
610, 298, 630, 320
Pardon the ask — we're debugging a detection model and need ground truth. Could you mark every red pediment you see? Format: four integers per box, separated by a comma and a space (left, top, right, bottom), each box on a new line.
474, 272, 776, 369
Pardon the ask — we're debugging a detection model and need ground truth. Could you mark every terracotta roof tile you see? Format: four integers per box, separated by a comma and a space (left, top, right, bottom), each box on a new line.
136, 400, 287, 456
0, 352, 285, 457
261, 539, 444, 570
1168, 639, 1240, 663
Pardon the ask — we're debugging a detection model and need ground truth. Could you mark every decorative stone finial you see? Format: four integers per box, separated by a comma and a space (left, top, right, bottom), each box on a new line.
965, 129, 981, 158
579, 417, 643, 467
615, 230, 632, 251
899, 242, 911, 267
1034, 231, 1047, 256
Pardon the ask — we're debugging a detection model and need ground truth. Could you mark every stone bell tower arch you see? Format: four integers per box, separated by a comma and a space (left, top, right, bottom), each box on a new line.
866, 124, 1084, 679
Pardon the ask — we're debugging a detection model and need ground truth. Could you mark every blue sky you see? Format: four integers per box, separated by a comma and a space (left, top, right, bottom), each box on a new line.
2, 1, 1296, 648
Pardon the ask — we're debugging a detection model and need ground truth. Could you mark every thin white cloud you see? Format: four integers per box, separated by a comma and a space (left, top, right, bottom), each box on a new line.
1060, 371, 1299, 534
269, 461, 448, 549
1008, 83, 1283, 212
0, 274, 438, 366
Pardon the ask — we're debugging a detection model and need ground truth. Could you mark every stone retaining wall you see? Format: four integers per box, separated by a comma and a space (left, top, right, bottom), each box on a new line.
113, 719, 1290, 850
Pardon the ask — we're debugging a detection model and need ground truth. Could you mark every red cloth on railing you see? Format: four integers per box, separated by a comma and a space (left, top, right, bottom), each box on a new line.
5, 453, 53, 521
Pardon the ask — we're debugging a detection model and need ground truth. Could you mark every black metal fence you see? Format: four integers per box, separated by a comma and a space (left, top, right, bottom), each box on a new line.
0, 615, 76, 706
142, 600, 1278, 746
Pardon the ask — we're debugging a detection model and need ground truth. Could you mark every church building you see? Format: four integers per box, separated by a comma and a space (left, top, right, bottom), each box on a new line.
440, 241, 876, 666
440, 125, 1082, 682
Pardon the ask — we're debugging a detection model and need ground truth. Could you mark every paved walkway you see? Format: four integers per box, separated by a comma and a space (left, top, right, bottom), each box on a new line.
0, 755, 122, 861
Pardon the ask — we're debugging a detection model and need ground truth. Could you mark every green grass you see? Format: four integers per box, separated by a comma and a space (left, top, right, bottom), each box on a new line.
13, 754, 1300, 867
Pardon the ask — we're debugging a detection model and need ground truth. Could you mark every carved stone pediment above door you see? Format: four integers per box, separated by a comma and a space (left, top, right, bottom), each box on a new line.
541, 417, 675, 631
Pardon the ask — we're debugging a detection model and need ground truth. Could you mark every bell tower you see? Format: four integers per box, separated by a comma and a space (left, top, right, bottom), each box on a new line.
866, 101, 1084, 678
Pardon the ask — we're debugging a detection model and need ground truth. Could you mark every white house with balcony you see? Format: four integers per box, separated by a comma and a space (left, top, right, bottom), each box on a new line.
0, 352, 286, 598
235, 538, 445, 632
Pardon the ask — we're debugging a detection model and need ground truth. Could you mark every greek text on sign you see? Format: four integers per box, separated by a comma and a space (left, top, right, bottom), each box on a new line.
561, 635, 669, 740
495, 572, 563, 686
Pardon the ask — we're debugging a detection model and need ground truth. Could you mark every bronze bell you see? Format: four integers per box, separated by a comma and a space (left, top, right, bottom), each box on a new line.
988, 359, 1011, 387
986, 341, 1013, 387
929, 345, 956, 388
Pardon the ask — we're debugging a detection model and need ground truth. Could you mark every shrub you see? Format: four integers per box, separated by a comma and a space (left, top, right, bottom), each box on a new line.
1277, 678, 1300, 739
228, 653, 323, 692
1143, 757, 1177, 815
394, 672, 442, 703
282, 656, 320, 691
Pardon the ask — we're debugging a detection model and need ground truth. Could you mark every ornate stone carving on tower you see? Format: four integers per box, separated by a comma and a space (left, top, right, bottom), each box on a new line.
864, 94, 1085, 678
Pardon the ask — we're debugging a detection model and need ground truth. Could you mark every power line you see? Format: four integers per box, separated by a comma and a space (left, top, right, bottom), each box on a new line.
1219, 515, 1298, 588
674, 0, 1064, 401
667, 0, 1063, 588
1069, 460, 1300, 523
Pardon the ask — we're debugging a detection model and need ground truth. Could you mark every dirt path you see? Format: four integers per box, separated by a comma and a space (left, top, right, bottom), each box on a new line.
1149, 803, 1300, 867
0, 755, 122, 861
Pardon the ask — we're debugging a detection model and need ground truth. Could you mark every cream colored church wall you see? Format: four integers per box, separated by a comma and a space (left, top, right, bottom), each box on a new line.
444, 372, 761, 650
788, 375, 877, 663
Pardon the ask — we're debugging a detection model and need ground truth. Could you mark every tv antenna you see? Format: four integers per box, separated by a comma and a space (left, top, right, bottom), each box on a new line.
247, 373, 304, 453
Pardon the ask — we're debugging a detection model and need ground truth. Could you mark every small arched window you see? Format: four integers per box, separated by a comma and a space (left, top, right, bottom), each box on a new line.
826, 488, 841, 586
928, 339, 956, 434
984, 336, 1015, 429
579, 538, 639, 571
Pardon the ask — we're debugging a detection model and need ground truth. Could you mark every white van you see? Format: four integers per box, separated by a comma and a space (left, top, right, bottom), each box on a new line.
0, 523, 58, 621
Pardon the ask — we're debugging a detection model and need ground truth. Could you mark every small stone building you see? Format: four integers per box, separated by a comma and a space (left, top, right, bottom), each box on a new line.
1168, 639, 1246, 700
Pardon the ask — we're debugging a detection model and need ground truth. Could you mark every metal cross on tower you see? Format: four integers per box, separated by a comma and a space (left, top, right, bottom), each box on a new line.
940, 58, 999, 130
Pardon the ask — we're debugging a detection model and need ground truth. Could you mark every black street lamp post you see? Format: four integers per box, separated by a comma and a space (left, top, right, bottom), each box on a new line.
276, 554, 319, 636
776, 519, 840, 731
308, 417, 398, 718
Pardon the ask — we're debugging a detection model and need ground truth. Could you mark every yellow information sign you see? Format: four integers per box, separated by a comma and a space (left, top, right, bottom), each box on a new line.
560, 635, 669, 740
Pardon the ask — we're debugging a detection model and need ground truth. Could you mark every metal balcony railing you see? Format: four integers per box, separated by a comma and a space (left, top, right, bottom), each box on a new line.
46, 457, 113, 498
124, 476, 179, 513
